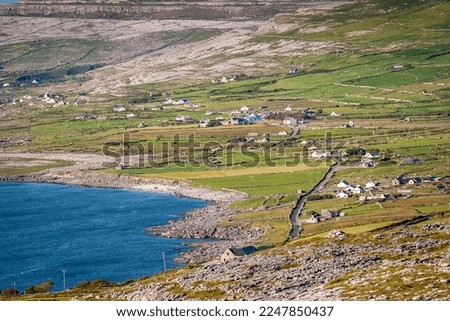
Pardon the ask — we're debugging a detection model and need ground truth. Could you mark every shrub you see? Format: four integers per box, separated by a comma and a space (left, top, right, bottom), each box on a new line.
308, 194, 333, 201
346, 147, 366, 156
1, 288, 20, 298
24, 281, 53, 294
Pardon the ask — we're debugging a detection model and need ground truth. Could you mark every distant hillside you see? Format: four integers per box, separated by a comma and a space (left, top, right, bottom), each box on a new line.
1, 0, 351, 20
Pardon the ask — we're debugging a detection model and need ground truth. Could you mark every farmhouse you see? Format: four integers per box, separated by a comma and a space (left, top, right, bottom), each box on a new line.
336, 191, 349, 199
407, 177, 423, 185
321, 209, 341, 220
283, 117, 301, 126
199, 119, 210, 128
337, 180, 350, 188
220, 246, 257, 262
344, 185, 356, 192
360, 160, 375, 168
311, 150, 331, 159
113, 105, 126, 112
365, 181, 378, 189
392, 177, 406, 185
230, 117, 251, 125
353, 186, 366, 194
363, 150, 380, 159
176, 115, 186, 122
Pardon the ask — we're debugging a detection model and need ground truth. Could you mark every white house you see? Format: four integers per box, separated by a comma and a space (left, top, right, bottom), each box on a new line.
175, 115, 185, 122
365, 181, 378, 189
337, 180, 350, 188
113, 106, 126, 112
364, 150, 381, 158
353, 186, 365, 194
220, 246, 257, 262
199, 119, 210, 128
407, 177, 423, 185
205, 111, 213, 116
240, 106, 249, 112
283, 117, 300, 126
126, 113, 137, 118
311, 150, 331, 159
278, 131, 288, 136
336, 191, 349, 199
344, 185, 357, 192
285, 106, 292, 112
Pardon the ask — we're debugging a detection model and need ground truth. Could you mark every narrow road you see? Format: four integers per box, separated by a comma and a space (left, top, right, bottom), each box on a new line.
288, 162, 340, 239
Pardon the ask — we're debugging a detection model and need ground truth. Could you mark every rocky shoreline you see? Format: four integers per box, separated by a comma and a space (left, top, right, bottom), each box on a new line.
0, 165, 262, 264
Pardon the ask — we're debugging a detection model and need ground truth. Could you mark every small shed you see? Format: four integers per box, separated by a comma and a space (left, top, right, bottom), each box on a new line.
220, 246, 257, 262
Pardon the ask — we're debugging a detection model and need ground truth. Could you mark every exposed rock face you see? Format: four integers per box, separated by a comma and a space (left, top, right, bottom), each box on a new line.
2, 1, 349, 20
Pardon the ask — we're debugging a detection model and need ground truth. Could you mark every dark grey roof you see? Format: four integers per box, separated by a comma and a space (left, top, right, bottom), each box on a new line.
230, 246, 257, 256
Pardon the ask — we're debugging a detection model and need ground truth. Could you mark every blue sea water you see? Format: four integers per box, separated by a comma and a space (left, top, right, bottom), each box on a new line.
0, 182, 207, 292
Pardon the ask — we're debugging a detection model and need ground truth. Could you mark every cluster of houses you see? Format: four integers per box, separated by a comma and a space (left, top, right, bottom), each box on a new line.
280, 108, 315, 126
2, 91, 88, 109
73, 113, 107, 121
1, 79, 38, 88
175, 115, 194, 123
111, 105, 138, 119
41, 93, 64, 106
229, 113, 263, 126
392, 175, 437, 186
164, 98, 200, 108
211, 75, 240, 84
335, 179, 388, 200
358, 150, 381, 168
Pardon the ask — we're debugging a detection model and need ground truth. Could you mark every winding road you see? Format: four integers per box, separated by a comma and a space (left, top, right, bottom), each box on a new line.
288, 162, 340, 239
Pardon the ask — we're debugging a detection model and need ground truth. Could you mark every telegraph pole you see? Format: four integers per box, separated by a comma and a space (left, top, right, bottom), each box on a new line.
62, 269, 67, 292
162, 252, 167, 272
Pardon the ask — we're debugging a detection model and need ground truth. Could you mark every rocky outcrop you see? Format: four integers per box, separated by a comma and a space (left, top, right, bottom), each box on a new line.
2, 1, 350, 20
105, 220, 450, 301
